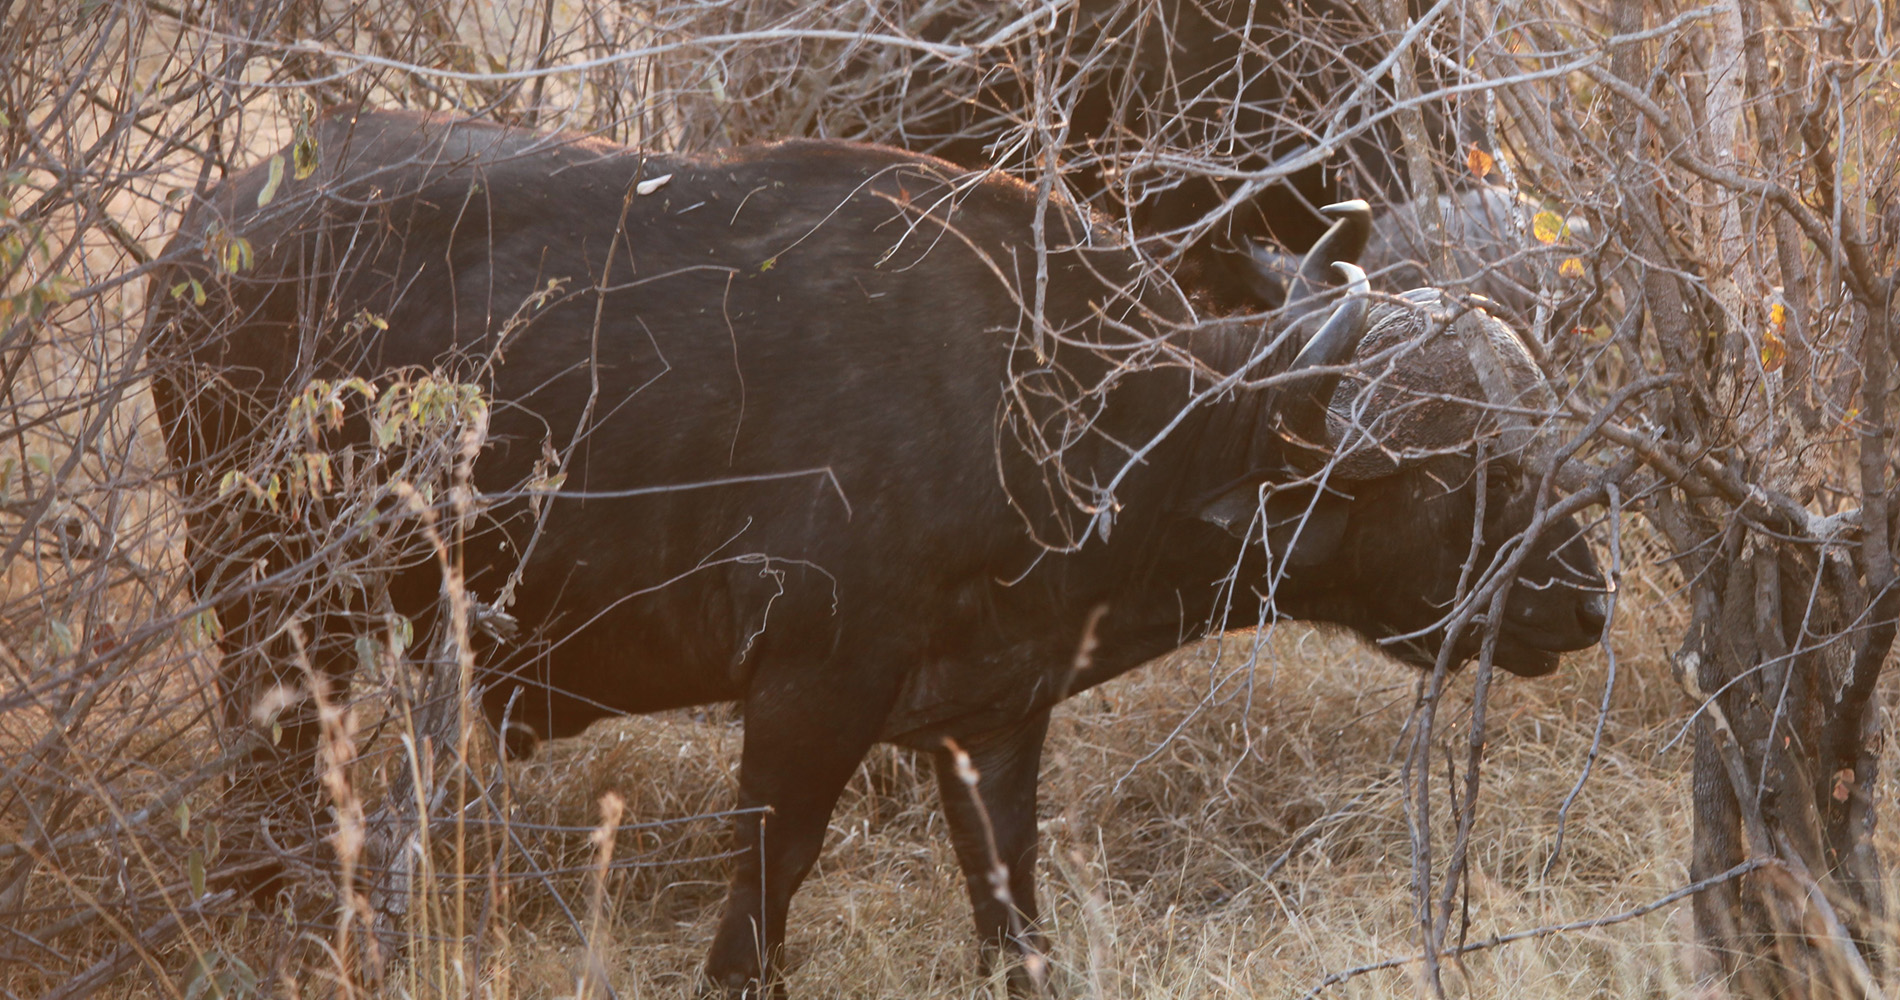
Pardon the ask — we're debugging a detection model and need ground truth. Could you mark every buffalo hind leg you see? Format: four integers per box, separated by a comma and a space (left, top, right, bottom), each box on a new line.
703, 673, 897, 997
933, 710, 1052, 994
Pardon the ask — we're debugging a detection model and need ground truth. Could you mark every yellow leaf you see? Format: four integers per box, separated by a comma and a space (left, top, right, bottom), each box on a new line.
1760, 328, 1787, 373
257, 154, 284, 207
1532, 211, 1566, 245
220, 235, 253, 274
1465, 145, 1495, 180
1769, 301, 1787, 330
293, 132, 319, 180
1558, 257, 1584, 279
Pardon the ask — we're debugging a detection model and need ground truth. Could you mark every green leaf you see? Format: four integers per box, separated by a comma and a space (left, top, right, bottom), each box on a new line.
187, 848, 206, 899
47, 619, 74, 655
222, 958, 258, 998
184, 955, 214, 1000
190, 278, 206, 306
183, 608, 222, 645
37, 274, 73, 307
175, 800, 190, 837
257, 155, 284, 208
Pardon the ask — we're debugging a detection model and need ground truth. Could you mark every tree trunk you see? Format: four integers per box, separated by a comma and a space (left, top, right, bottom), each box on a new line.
1681, 539, 1889, 997
1602, 0, 1898, 994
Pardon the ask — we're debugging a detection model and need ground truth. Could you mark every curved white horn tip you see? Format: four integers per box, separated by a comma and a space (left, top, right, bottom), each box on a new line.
1320, 199, 1371, 217
1330, 261, 1368, 294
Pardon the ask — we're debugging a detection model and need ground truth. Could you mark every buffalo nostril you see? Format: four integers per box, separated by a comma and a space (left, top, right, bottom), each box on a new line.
1577, 594, 1610, 637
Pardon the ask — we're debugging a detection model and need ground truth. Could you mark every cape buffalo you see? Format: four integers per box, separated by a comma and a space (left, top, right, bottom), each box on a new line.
147, 110, 1605, 995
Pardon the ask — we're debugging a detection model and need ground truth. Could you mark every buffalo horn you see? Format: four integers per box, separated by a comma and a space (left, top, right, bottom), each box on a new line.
1278, 262, 1370, 448
1283, 200, 1372, 319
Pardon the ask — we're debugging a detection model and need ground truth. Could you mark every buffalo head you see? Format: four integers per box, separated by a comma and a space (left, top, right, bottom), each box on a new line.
1223, 205, 1609, 677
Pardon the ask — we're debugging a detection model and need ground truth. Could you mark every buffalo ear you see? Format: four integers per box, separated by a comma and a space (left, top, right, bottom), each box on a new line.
1199, 483, 1264, 536
1239, 244, 1300, 309
1199, 483, 1351, 566
1266, 489, 1350, 567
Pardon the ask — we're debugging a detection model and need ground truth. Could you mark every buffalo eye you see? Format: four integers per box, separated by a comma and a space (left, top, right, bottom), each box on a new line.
1486, 462, 1527, 496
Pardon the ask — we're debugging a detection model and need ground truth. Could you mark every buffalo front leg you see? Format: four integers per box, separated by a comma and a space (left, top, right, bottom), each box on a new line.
704, 675, 896, 997
933, 710, 1052, 994
206, 586, 361, 903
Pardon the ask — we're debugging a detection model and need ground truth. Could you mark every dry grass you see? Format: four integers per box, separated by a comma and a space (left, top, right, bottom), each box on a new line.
387, 574, 1748, 999
23, 553, 1751, 1000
